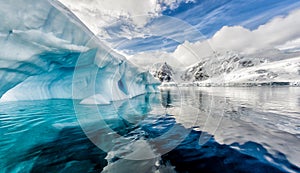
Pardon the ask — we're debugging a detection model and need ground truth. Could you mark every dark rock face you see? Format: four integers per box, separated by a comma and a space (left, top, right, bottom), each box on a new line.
255, 69, 268, 74
152, 62, 174, 82
240, 60, 255, 67
181, 62, 210, 82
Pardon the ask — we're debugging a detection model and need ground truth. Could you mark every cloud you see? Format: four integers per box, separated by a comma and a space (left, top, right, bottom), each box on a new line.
127, 51, 179, 70
205, 9, 300, 53
58, 1, 300, 67
58, 0, 194, 38
128, 9, 300, 67
158, 0, 195, 10
59, 0, 300, 55
277, 38, 300, 52
174, 9, 300, 64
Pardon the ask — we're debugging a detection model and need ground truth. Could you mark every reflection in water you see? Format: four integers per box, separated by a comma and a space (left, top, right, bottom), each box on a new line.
0, 87, 300, 172
161, 90, 172, 108
23, 127, 108, 173
162, 132, 297, 173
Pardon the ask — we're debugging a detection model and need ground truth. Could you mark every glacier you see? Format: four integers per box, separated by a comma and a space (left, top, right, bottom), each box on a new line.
0, 0, 154, 103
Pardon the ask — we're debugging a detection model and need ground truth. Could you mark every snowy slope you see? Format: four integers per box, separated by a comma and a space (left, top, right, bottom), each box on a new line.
213, 56, 300, 85
158, 51, 300, 87
181, 52, 266, 82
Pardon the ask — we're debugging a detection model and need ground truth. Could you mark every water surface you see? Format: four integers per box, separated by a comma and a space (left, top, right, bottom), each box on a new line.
0, 87, 300, 172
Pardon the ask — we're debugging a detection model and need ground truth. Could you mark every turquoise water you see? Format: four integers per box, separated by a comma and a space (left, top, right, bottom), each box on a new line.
0, 87, 300, 172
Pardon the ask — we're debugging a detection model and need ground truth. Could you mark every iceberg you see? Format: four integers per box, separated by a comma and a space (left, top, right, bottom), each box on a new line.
0, 0, 153, 103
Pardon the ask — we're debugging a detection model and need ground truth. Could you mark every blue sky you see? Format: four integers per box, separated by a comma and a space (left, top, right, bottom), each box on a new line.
163, 0, 300, 36
108, 0, 300, 54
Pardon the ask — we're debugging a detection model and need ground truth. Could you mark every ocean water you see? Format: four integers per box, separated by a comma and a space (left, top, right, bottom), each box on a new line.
0, 87, 300, 173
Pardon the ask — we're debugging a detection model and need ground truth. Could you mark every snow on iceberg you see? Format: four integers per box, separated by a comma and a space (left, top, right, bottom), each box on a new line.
0, 0, 154, 103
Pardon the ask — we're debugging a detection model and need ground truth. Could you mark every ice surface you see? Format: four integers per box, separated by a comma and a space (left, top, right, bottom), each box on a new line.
0, 0, 152, 103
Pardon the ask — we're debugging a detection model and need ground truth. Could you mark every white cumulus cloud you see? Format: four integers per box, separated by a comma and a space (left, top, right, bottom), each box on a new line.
190, 9, 300, 55
58, 0, 194, 39
128, 9, 300, 67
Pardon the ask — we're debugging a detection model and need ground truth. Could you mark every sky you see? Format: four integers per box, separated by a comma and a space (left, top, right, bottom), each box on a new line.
59, 0, 300, 65
163, 0, 300, 34
100, 0, 300, 53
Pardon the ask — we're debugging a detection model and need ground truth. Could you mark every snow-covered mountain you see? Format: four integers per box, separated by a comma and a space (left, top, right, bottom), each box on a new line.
181, 52, 266, 82
149, 62, 174, 82
155, 51, 300, 87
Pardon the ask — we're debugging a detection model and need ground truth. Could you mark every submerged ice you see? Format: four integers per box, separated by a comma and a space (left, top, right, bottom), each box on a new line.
1, 88, 299, 172
0, 0, 154, 103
